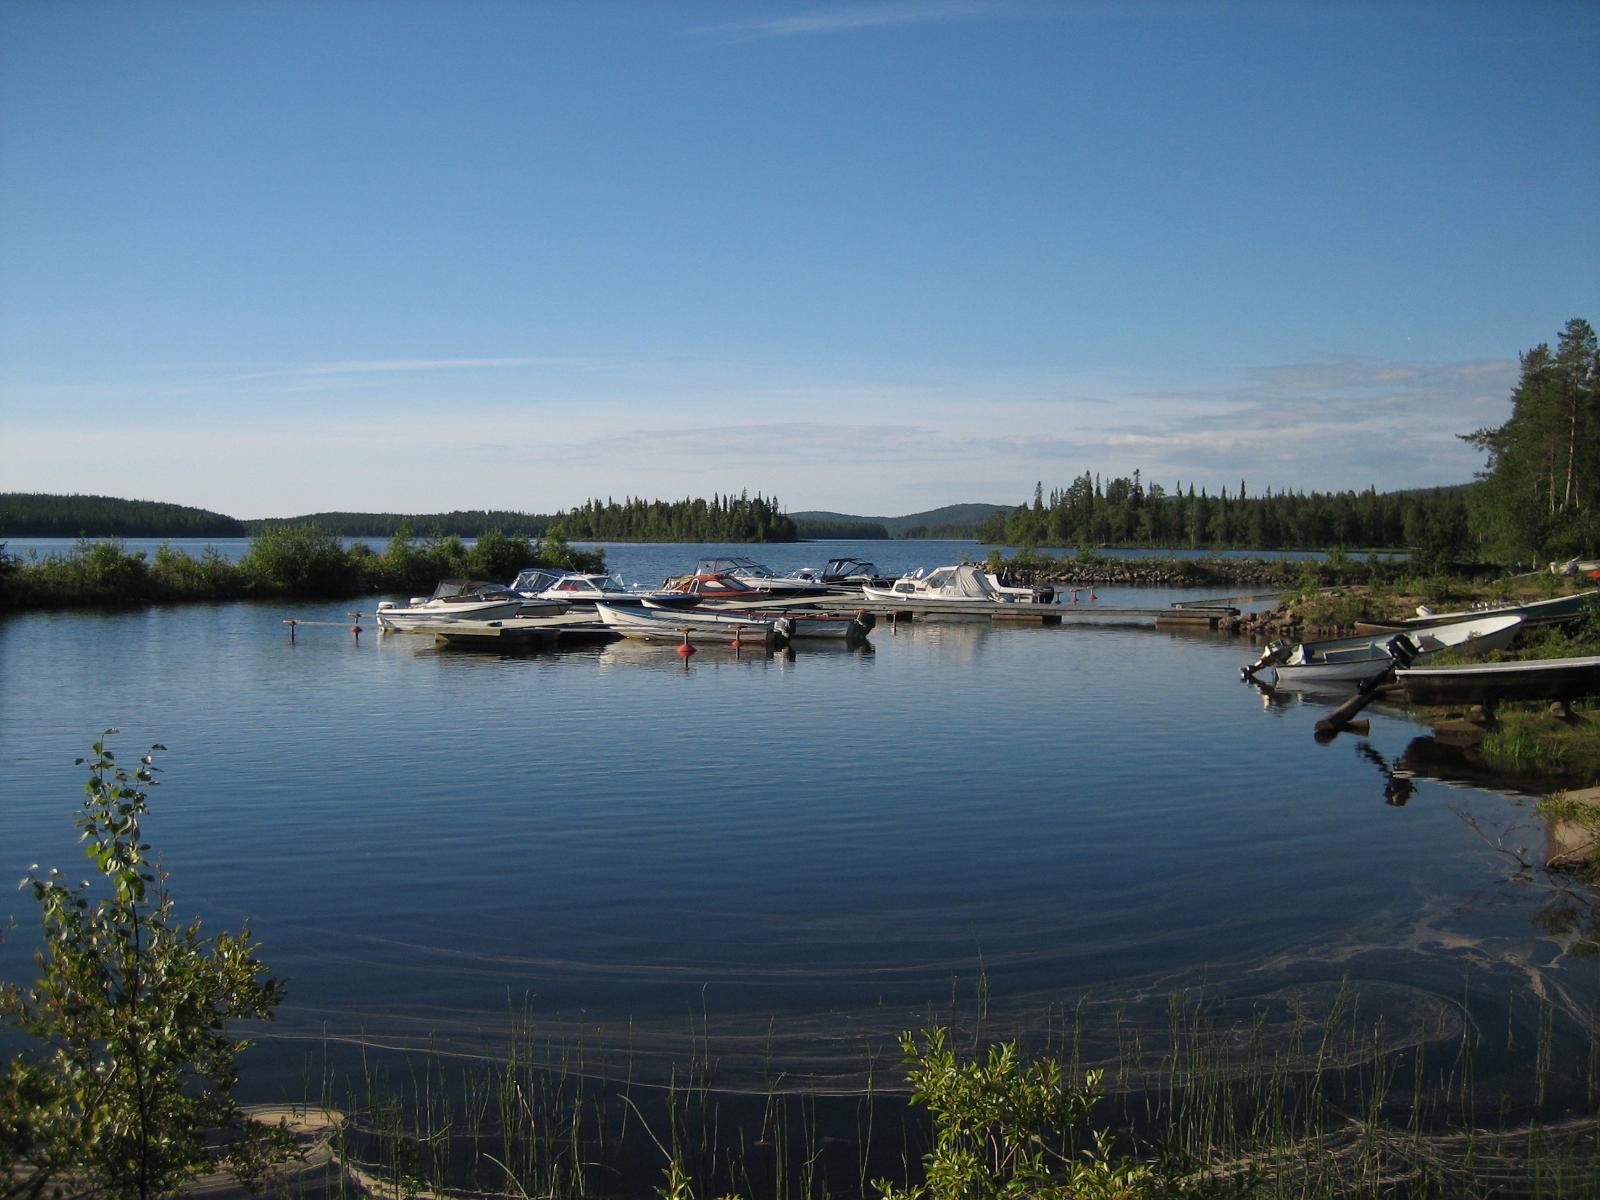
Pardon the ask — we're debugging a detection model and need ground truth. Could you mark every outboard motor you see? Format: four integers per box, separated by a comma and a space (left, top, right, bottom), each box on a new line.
773, 617, 796, 649
1384, 635, 1420, 670
1036, 586, 1055, 604
1241, 638, 1289, 682
848, 609, 876, 647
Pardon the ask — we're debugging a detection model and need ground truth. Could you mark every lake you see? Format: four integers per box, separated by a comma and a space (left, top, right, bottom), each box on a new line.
0, 539, 1592, 1173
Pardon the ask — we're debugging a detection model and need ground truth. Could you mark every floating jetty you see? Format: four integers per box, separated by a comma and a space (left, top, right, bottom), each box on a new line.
287, 596, 1241, 652
825, 599, 1237, 628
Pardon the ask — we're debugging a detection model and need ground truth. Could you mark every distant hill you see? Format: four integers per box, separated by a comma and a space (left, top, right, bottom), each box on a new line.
0, 493, 246, 538
3, 494, 1014, 542
244, 510, 554, 538
792, 503, 1012, 539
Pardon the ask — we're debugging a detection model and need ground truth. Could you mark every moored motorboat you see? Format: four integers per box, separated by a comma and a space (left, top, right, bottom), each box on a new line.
594, 601, 780, 647
984, 571, 1057, 603
597, 602, 874, 648
376, 579, 565, 631
509, 567, 700, 609
641, 599, 875, 641
862, 562, 1017, 604
814, 557, 896, 588
659, 571, 772, 603
1243, 614, 1524, 690
674, 557, 843, 599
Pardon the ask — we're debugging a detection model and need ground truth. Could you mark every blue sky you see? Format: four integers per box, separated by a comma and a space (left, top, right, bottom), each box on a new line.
2, 1, 1596, 519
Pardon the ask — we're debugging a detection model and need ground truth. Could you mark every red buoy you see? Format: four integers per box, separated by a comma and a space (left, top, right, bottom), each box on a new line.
677, 633, 696, 658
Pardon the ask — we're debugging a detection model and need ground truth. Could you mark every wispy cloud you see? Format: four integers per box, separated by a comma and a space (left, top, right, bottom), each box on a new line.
221, 356, 574, 385
693, 1, 996, 41
547, 420, 971, 467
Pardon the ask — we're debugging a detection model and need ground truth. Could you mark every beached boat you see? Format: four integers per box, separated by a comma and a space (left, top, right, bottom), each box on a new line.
509, 567, 700, 609
376, 579, 565, 631
1395, 655, 1600, 705
1244, 614, 1524, 690
1354, 588, 1599, 634
862, 562, 1020, 604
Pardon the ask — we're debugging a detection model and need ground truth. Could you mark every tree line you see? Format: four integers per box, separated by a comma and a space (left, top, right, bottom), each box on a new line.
0, 493, 247, 537
551, 492, 798, 542
983, 317, 1596, 567
983, 474, 1470, 563
3, 495, 804, 544
244, 509, 556, 537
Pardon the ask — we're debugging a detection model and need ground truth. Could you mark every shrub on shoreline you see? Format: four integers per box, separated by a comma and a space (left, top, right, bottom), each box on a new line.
0, 527, 606, 610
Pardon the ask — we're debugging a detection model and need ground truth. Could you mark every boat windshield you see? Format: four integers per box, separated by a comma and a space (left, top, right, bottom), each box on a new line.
431, 578, 508, 601
823, 558, 877, 580
509, 568, 565, 594
695, 557, 770, 577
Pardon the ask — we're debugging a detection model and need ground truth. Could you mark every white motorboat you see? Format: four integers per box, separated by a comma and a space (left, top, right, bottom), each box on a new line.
376, 579, 565, 631
984, 571, 1058, 603
1243, 614, 1524, 690
509, 567, 700, 609
685, 557, 843, 598
641, 599, 875, 641
594, 601, 781, 647
862, 562, 1018, 604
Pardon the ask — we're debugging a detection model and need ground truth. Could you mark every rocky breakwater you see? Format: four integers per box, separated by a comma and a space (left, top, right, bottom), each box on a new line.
1215, 604, 1350, 644
996, 556, 1304, 590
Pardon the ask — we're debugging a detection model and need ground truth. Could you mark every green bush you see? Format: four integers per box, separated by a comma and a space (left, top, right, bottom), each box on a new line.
238, 524, 356, 595
465, 528, 537, 582
0, 734, 290, 1197
149, 544, 234, 599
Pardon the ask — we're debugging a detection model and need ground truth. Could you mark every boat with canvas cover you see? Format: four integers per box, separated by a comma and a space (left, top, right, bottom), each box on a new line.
1243, 614, 1524, 690
376, 579, 565, 631
862, 562, 1020, 604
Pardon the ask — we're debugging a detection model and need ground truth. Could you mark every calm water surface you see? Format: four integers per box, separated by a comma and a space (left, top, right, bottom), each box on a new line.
0, 541, 1591, 1104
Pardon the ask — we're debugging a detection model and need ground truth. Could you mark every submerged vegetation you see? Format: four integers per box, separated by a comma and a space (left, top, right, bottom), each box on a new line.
0, 524, 604, 610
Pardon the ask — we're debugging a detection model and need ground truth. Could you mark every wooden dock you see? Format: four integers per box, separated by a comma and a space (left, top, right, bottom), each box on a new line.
353, 596, 1241, 652
692, 593, 1240, 629
872, 603, 1236, 627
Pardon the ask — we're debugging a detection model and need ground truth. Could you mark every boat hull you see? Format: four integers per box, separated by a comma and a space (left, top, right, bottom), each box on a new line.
646, 601, 874, 640
595, 602, 778, 646
1396, 655, 1600, 704
375, 598, 530, 630
1256, 614, 1524, 690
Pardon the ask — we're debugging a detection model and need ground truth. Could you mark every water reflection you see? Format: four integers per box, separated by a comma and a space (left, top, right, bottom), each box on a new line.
1356, 741, 1416, 806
